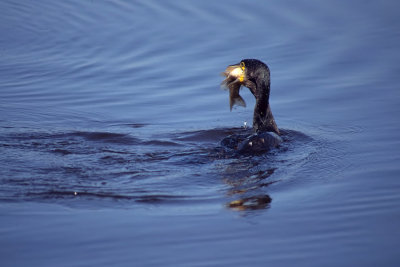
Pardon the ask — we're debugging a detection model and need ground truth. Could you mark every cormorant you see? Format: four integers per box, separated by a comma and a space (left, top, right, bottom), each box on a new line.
221, 59, 282, 153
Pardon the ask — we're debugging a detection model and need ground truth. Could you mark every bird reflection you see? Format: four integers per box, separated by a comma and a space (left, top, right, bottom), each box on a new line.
220, 159, 277, 211
228, 195, 272, 211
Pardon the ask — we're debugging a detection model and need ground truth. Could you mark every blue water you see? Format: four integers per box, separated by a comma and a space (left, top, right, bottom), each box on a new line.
1, 1, 400, 266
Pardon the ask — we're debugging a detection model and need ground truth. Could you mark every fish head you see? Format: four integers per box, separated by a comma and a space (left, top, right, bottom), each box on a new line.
221, 61, 246, 86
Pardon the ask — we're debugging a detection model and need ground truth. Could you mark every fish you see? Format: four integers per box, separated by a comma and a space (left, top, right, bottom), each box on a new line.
221, 65, 246, 111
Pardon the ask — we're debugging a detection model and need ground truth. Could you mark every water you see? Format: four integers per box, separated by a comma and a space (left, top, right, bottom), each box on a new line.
1, 0, 400, 266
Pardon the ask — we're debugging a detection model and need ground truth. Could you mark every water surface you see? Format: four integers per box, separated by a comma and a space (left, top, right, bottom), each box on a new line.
1, 1, 400, 266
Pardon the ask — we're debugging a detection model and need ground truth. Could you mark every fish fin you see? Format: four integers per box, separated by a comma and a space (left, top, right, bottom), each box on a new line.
230, 94, 246, 111
221, 76, 236, 89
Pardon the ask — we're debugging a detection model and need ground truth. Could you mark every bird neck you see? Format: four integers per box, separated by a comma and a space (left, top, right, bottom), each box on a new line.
253, 79, 280, 135
255, 76, 270, 99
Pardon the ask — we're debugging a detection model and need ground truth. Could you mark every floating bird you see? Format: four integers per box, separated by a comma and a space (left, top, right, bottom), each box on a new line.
221, 59, 282, 153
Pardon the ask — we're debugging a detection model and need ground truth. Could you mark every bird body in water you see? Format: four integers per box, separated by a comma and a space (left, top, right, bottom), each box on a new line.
221, 59, 282, 153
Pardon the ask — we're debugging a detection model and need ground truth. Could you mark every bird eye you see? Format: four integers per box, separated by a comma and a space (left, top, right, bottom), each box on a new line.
240, 62, 245, 70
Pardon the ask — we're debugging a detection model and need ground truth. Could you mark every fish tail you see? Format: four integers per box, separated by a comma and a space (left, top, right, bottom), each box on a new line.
230, 94, 246, 111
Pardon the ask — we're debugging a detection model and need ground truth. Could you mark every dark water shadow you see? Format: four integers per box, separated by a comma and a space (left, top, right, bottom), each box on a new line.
194, 127, 314, 211
0, 126, 315, 211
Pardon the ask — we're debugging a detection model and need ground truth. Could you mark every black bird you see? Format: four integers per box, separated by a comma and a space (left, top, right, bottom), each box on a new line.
221, 59, 282, 153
